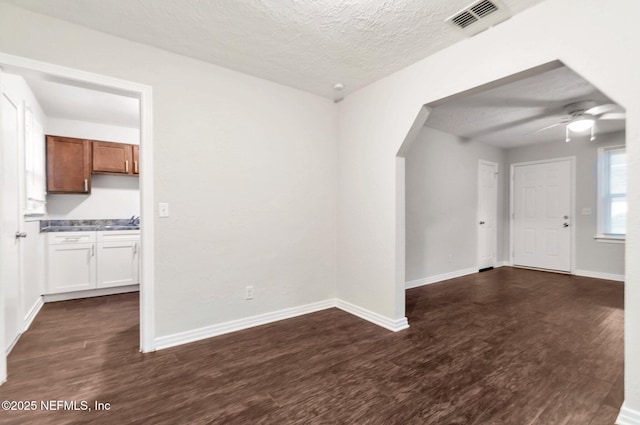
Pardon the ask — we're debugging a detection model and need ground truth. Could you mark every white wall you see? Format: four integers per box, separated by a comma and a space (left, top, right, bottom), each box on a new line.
45, 118, 141, 219
405, 126, 506, 283
336, 0, 640, 414
0, 3, 338, 338
47, 118, 139, 145
1, 74, 47, 329
506, 131, 625, 277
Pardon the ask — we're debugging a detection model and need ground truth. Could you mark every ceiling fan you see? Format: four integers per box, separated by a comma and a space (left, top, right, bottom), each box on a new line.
533, 100, 626, 142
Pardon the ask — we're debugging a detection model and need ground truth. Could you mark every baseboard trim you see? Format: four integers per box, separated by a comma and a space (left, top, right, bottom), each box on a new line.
575, 269, 624, 282
496, 261, 512, 267
43, 285, 140, 303
154, 299, 336, 350
406, 267, 477, 289
617, 403, 640, 425
23, 296, 44, 331
335, 299, 409, 332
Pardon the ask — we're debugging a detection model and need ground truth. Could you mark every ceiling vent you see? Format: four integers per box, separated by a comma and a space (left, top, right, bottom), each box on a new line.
446, 0, 511, 37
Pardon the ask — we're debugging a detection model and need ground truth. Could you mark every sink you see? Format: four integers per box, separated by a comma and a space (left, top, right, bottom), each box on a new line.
99, 225, 140, 231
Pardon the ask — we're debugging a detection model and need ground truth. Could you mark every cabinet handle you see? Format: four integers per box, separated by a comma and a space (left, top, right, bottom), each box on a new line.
133, 242, 138, 254
125, 160, 129, 173
91, 245, 95, 257
84, 179, 88, 192
134, 161, 138, 173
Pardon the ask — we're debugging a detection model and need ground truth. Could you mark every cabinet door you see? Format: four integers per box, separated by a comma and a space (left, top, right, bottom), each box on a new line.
47, 243, 96, 293
92, 141, 133, 174
132, 145, 139, 175
46, 136, 91, 194
97, 241, 139, 288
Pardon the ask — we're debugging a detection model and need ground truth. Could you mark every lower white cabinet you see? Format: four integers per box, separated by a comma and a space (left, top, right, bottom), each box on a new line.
47, 230, 139, 294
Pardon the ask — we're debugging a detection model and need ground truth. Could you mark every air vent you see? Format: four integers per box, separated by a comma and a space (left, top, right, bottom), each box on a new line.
446, 0, 511, 37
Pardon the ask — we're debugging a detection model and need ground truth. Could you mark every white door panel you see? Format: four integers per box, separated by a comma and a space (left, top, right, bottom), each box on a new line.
513, 159, 571, 272
1, 87, 21, 353
478, 161, 498, 270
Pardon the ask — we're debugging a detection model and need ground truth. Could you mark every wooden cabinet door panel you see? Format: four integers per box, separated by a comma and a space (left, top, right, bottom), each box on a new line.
46, 136, 91, 193
132, 145, 139, 174
93, 141, 133, 174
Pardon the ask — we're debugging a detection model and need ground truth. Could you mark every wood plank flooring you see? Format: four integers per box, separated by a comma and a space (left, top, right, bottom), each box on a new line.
0, 267, 623, 424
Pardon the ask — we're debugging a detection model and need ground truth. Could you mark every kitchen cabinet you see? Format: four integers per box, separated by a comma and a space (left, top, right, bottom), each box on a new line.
47, 232, 97, 294
46, 135, 91, 194
97, 231, 140, 288
46, 230, 140, 294
92, 141, 134, 175
132, 145, 139, 175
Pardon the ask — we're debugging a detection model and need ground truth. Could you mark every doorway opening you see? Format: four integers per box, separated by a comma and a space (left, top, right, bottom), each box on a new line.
0, 52, 155, 383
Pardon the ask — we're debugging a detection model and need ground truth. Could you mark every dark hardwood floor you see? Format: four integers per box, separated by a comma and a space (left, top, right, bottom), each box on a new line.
0, 267, 623, 424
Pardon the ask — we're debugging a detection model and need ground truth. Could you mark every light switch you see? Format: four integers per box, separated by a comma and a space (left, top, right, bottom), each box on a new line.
159, 202, 169, 218
581, 207, 592, 215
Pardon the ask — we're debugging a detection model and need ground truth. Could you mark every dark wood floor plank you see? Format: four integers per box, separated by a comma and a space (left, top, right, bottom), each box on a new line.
0, 268, 624, 424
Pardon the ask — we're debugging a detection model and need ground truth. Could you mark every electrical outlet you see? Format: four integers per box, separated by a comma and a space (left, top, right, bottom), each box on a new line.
245, 286, 254, 300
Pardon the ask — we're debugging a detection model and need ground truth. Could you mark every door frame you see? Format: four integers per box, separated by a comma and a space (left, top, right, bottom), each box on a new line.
477, 159, 498, 270
0, 52, 156, 384
509, 156, 576, 274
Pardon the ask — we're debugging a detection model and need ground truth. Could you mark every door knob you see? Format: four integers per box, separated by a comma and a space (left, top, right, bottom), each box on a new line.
479, 221, 485, 225
15, 231, 27, 238
563, 223, 569, 228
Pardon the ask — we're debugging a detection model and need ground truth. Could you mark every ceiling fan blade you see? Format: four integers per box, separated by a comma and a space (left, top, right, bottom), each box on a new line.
598, 112, 626, 120
586, 103, 623, 116
529, 122, 564, 134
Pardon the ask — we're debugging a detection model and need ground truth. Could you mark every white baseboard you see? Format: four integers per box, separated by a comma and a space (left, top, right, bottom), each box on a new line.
617, 403, 640, 425
23, 296, 44, 331
154, 299, 336, 350
496, 261, 512, 267
155, 297, 410, 351
575, 269, 624, 282
335, 299, 409, 332
43, 284, 140, 303
406, 267, 477, 289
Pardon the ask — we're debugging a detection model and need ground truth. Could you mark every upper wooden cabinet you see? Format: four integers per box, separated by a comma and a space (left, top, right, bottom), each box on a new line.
46, 135, 91, 194
92, 141, 134, 175
132, 145, 139, 175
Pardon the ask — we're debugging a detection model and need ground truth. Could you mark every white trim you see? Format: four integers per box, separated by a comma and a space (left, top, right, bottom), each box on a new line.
597, 145, 626, 238
495, 261, 512, 267
43, 285, 139, 303
335, 299, 409, 332
574, 270, 624, 282
23, 296, 43, 331
154, 299, 336, 350
510, 156, 576, 274
155, 298, 410, 350
0, 52, 155, 358
617, 403, 640, 425
477, 159, 499, 270
595, 235, 625, 244
405, 267, 477, 289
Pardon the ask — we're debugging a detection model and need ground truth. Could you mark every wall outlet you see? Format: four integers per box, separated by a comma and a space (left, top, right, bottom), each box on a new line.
245, 286, 254, 300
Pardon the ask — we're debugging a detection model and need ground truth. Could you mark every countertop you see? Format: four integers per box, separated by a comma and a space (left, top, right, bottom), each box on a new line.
40, 219, 140, 233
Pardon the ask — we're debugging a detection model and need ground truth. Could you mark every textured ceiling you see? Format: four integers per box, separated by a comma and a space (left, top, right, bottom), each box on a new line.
4, 0, 547, 98
23, 75, 140, 128
425, 66, 626, 148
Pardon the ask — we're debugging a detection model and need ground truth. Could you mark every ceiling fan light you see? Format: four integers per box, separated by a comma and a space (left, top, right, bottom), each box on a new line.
567, 117, 595, 132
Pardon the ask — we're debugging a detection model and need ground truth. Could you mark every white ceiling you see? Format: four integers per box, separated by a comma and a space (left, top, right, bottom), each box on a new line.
23, 76, 140, 128
4, 0, 547, 99
425, 66, 626, 148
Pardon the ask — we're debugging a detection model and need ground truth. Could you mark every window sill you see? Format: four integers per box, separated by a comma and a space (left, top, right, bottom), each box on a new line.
594, 235, 625, 244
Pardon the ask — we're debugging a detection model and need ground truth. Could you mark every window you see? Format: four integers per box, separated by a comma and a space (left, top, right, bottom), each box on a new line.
597, 146, 626, 240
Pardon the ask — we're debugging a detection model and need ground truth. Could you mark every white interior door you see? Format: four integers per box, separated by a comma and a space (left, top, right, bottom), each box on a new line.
513, 159, 572, 272
1, 83, 22, 354
477, 160, 497, 270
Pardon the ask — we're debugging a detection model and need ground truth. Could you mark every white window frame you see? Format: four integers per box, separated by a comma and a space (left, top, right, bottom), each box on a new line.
596, 145, 626, 243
